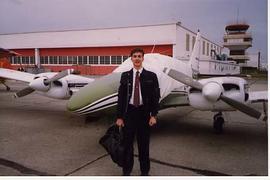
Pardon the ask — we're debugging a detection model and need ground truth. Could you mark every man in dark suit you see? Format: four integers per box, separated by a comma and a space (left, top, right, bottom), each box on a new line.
116, 48, 160, 176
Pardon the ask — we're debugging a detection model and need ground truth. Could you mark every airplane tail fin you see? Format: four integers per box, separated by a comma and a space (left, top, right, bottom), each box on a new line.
187, 30, 201, 78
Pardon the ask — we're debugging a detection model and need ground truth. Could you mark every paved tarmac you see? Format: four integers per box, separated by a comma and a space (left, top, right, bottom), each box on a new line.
0, 79, 268, 176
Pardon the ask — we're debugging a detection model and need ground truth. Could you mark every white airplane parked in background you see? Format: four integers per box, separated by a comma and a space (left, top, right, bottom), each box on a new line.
0, 31, 267, 133
0, 68, 94, 99
67, 31, 267, 133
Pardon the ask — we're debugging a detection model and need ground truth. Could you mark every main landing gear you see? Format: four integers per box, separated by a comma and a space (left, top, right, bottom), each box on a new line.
213, 112, 224, 134
1, 83, 10, 91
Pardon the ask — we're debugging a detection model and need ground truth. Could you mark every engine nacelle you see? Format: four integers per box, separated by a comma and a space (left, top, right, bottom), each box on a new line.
29, 77, 50, 91
44, 80, 72, 99
189, 91, 241, 111
188, 77, 247, 111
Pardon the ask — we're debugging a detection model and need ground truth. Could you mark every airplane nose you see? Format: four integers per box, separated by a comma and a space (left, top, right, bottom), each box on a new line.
67, 73, 121, 115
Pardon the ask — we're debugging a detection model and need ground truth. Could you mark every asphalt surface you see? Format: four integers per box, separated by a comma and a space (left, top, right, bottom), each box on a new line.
0, 79, 268, 176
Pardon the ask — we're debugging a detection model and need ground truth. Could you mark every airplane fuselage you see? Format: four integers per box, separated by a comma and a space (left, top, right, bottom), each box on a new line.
67, 54, 191, 116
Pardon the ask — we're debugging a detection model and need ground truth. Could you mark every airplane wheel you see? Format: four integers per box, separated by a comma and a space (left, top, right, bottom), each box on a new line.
6, 87, 10, 91
213, 116, 224, 134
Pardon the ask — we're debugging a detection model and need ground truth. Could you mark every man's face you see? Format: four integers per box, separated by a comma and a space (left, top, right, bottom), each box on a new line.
131, 52, 144, 69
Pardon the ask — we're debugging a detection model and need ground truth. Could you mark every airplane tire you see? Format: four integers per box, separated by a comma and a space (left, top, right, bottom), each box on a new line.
6, 87, 10, 91
213, 116, 224, 134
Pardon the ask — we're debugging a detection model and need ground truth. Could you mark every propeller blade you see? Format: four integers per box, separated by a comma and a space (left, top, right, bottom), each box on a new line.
164, 68, 203, 90
163, 68, 265, 120
14, 87, 35, 98
220, 94, 263, 119
44, 69, 74, 85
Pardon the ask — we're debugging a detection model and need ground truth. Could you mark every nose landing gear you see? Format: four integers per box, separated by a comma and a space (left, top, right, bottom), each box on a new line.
213, 112, 224, 134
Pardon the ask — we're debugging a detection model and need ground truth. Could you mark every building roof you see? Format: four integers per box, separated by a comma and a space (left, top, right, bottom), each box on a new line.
0, 22, 221, 49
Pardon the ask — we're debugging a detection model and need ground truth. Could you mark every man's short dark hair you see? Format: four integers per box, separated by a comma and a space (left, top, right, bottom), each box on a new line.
130, 48, 145, 57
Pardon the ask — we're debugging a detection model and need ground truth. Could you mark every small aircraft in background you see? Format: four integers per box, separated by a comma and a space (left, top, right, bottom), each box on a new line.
0, 48, 94, 98
67, 31, 267, 133
0, 67, 94, 99
0, 47, 21, 91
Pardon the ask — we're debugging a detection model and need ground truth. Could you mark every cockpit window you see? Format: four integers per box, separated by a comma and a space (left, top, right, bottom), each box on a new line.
222, 83, 240, 91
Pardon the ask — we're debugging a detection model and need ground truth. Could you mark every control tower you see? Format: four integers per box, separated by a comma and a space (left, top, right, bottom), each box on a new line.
223, 24, 252, 65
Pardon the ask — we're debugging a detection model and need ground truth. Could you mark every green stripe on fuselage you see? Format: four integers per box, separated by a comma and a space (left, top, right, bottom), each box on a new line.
67, 73, 121, 112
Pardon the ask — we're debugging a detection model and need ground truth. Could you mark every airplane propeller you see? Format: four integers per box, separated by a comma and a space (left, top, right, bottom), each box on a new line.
164, 68, 265, 120
43, 69, 73, 85
14, 69, 74, 98
14, 87, 35, 98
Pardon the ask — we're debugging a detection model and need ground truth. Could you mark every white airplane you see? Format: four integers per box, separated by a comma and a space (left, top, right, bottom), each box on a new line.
67, 31, 267, 133
0, 68, 94, 99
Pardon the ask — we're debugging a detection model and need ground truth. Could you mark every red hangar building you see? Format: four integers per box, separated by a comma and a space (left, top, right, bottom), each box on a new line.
0, 22, 222, 75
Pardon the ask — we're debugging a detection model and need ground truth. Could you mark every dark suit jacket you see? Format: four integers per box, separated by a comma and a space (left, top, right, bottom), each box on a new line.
117, 68, 160, 119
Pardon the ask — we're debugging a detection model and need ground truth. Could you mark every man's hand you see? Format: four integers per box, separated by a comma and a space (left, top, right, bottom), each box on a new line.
149, 116, 157, 126
116, 118, 124, 127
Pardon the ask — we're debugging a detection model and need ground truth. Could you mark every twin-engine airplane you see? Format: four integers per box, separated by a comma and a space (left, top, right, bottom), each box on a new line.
0, 68, 94, 99
67, 31, 267, 133
0, 32, 267, 133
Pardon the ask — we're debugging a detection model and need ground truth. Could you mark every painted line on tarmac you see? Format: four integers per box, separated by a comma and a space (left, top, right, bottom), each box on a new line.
0, 158, 53, 176
136, 155, 230, 176
1, 153, 255, 176
64, 153, 109, 176
64, 152, 231, 176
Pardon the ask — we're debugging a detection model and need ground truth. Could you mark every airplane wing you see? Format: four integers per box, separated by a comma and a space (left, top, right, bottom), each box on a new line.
159, 90, 190, 110
249, 91, 268, 103
0, 68, 35, 83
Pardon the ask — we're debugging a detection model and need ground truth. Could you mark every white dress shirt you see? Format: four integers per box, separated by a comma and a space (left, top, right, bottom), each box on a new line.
129, 67, 143, 105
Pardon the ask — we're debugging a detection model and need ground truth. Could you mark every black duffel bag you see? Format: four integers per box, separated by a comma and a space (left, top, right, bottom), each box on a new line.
99, 124, 124, 167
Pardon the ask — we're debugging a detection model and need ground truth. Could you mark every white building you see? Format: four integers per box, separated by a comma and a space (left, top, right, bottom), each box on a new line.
0, 22, 239, 75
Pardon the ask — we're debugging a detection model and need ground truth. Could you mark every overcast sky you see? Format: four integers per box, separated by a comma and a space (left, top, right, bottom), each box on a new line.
0, 0, 267, 63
